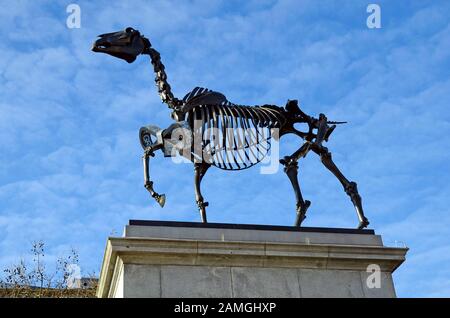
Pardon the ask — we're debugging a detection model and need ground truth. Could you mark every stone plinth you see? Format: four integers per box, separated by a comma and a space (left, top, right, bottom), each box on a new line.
96, 220, 407, 298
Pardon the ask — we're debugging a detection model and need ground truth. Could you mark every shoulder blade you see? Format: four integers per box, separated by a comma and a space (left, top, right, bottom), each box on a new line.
183, 87, 228, 106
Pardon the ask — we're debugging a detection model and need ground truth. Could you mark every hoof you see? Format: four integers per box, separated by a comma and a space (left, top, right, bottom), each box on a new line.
357, 218, 370, 229
156, 194, 166, 208
295, 214, 306, 227
295, 200, 311, 227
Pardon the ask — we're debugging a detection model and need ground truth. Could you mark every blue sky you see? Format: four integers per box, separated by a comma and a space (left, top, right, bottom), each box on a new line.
0, 0, 449, 297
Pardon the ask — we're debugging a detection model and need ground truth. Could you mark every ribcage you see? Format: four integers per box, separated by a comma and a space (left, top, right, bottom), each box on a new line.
186, 102, 287, 170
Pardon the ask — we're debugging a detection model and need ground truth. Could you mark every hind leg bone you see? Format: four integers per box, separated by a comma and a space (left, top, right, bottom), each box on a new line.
280, 142, 312, 227
311, 144, 369, 229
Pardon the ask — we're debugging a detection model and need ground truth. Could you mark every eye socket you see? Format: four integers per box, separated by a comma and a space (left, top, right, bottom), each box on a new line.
125, 27, 134, 33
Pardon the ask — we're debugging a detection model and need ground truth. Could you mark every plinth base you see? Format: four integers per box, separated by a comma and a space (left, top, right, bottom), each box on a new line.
97, 220, 407, 298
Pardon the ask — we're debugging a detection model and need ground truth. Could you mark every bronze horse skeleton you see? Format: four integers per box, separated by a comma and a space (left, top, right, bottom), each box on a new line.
92, 27, 370, 229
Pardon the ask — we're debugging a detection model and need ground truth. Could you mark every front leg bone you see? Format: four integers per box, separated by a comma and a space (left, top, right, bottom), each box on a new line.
142, 150, 166, 207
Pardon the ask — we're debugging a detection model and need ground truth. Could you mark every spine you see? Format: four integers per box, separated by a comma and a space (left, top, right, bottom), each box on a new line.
146, 47, 181, 110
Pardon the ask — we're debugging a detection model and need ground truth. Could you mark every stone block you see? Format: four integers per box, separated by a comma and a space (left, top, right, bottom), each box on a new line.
97, 220, 407, 298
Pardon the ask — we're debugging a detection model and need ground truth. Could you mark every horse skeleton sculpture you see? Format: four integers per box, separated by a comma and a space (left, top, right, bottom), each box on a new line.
92, 27, 370, 229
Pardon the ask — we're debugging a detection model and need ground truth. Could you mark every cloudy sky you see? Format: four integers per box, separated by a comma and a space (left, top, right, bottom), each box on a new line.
0, 0, 449, 297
